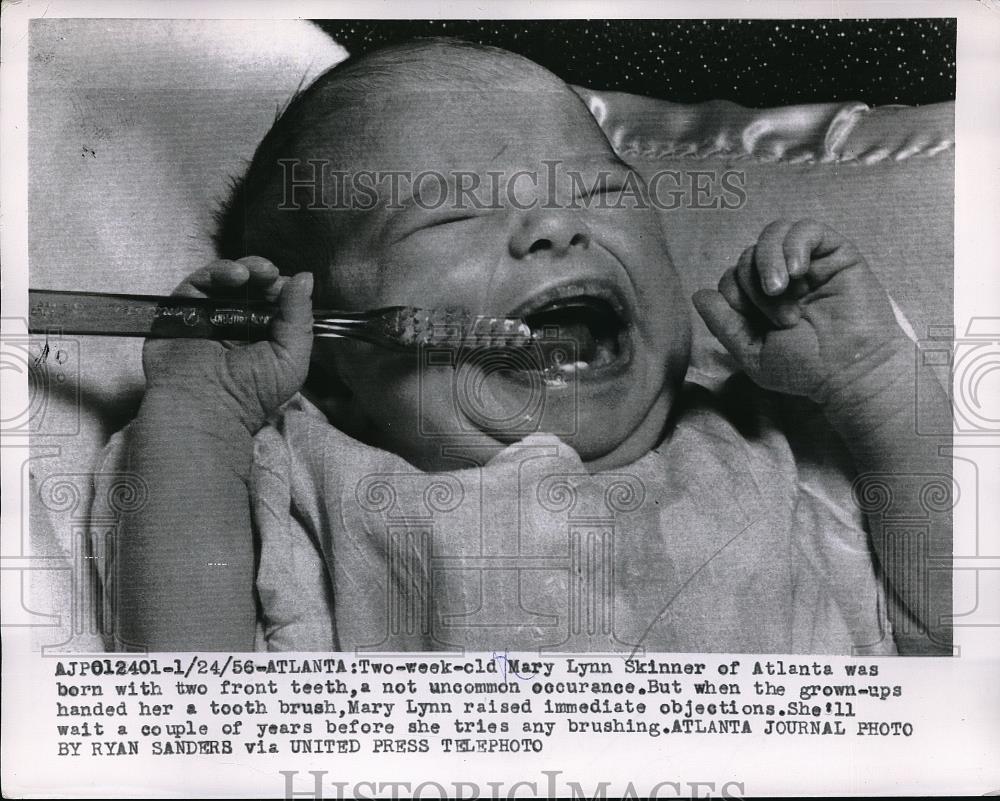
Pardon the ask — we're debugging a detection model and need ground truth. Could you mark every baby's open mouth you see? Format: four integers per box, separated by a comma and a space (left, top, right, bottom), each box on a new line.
483, 285, 633, 385
524, 296, 625, 377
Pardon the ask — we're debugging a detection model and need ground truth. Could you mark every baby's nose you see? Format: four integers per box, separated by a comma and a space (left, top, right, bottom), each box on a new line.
508, 210, 591, 259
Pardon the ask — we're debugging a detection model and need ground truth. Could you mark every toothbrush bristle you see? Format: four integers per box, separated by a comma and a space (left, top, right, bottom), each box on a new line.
396, 307, 531, 348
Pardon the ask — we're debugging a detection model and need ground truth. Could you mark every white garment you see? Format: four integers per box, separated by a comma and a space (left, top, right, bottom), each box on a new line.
245, 381, 895, 655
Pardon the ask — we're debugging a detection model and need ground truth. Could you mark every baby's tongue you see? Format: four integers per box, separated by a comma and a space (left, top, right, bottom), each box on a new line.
525, 299, 624, 372
536, 320, 598, 365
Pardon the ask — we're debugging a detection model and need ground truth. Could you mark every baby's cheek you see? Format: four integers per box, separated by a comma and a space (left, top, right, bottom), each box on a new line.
355, 360, 465, 454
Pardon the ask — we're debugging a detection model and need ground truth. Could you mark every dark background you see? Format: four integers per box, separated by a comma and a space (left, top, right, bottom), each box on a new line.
314, 18, 956, 108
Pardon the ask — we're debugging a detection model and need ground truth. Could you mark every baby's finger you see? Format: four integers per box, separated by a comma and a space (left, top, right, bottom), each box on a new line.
236, 256, 285, 302
734, 247, 786, 327
209, 260, 251, 289
171, 263, 224, 299
238, 256, 280, 287
754, 219, 796, 296
783, 219, 860, 283
270, 272, 314, 368
258, 274, 289, 304
717, 265, 757, 319
692, 288, 761, 374
735, 246, 797, 328
171, 260, 252, 302
169, 278, 209, 300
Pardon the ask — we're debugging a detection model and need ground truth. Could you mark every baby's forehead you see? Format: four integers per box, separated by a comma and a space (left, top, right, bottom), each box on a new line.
297, 79, 610, 175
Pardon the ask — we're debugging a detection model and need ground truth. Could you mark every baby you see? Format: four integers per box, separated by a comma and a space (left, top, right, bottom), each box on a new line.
109, 39, 951, 655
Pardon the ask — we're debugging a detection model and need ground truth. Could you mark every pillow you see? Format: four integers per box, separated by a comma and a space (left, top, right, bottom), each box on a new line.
574, 87, 954, 383
26, 19, 346, 651
28, 22, 346, 453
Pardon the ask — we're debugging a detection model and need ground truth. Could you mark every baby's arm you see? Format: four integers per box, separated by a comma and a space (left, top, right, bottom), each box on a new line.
694, 220, 952, 653
116, 259, 313, 651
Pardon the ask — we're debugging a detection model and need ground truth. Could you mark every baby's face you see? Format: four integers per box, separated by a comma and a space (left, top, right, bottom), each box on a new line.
306, 82, 691, 471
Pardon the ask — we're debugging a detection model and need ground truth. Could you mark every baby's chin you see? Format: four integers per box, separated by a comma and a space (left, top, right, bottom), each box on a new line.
414, 393, 676, 473
346, 376, 679, 474
401, 365, 683, 473
580, 390, 677, 470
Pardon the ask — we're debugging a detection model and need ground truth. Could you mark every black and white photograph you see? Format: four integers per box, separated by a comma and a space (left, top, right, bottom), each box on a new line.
2, 2, 998, 797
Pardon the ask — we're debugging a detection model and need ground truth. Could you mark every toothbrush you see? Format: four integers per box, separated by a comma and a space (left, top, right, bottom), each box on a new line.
28, 289, 533, 350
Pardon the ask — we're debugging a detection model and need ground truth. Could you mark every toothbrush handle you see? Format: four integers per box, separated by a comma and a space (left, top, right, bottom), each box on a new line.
28, 290, 277, 340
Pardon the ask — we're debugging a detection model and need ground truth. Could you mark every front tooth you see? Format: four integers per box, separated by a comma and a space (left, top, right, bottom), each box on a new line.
556, 360, 590, 374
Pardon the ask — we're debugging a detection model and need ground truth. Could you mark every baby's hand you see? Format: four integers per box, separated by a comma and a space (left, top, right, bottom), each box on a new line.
142, 257, 313, 433
692, 219, 905, 404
